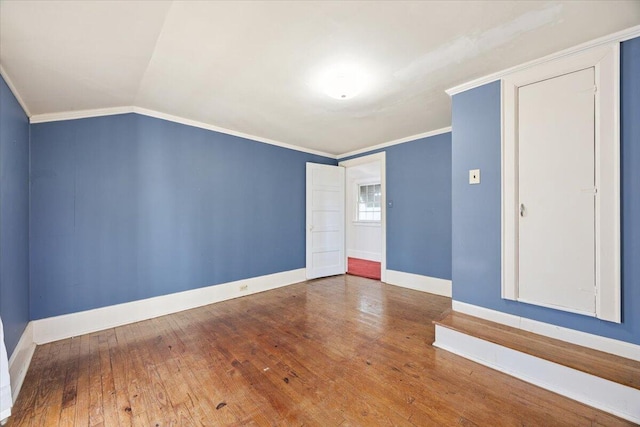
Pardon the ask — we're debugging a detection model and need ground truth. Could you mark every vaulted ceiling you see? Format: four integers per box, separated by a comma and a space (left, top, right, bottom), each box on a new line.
1, 1, 639, 156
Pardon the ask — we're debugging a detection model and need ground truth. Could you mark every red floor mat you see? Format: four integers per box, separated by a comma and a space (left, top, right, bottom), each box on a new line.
347, 257, 381, 280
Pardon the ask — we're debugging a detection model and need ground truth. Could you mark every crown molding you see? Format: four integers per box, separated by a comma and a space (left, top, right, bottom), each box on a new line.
446, 24, 640, 97
337, 126, 452, 159
0, 64, 32, 117
29, 106, 134, 123
132, 107, 337, 159
30, 106, 337, 158
29, 104, 454, 160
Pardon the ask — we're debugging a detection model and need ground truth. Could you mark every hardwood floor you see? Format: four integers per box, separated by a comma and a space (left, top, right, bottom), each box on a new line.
6, 275, 633, 426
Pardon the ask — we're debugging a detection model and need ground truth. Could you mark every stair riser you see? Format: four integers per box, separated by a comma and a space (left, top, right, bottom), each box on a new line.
434, 325, 640, 424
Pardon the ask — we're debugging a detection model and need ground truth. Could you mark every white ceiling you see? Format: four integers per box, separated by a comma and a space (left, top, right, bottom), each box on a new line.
1, 1, 639, 156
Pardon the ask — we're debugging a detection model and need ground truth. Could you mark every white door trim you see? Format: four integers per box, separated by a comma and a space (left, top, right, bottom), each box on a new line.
501, 42, 621, 322
339, 152, 387, 283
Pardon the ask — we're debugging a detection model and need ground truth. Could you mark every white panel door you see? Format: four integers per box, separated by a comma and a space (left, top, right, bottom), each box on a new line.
518, 67, 596, 314
306, 163, 345, 279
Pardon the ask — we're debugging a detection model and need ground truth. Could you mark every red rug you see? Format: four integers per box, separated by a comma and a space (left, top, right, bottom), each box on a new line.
347, 257, 381, 280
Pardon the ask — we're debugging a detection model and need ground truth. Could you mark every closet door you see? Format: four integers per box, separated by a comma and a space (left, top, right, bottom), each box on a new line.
517, 67, 596, 314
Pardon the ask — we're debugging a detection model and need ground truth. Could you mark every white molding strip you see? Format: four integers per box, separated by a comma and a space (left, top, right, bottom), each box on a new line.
446, 24, 640, 96
347, 250, 381, 262
452, 301, 640, 362
26, 103, 455, 161
132, 107, 336, 159
7, 323, 36, 402
385, 270, 452, 297
0, 65, 32, 117
32, 269, 306, 345
29, 106, 336, 159
26, 106, 455, 162
337, 127, 451, 160
434, 325, 640, 423
29, 106, 134, 124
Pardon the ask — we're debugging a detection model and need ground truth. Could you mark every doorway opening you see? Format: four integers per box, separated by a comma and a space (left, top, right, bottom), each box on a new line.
339, 153, 386, 282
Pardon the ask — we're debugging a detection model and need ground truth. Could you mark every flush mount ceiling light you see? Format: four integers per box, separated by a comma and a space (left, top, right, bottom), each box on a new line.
320, 64, 367, 100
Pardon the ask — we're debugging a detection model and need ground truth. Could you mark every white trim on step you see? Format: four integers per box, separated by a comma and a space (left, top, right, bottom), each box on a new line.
7, 323, 36, 403
347, 250, 381, 262
433, 325, 640, 424
385, 270, 451, 297
452, 300, 640, 362
32, 269, 306, 345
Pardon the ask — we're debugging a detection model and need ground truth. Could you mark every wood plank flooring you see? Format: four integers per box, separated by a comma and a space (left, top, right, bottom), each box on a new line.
6, 275, 634, 426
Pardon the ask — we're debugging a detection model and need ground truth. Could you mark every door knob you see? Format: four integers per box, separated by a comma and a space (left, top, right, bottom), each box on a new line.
520, 203, 526, 217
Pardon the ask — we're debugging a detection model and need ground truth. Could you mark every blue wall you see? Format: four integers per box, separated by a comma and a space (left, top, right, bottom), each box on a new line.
340, 132, 452, 280
0, 76, 30, 357
451, 37, 640, 345
30, 114, 335, 319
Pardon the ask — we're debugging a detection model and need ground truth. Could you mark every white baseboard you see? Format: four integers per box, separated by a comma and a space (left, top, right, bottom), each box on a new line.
8, 322, 36, 402
32, 269, 306, 345
347, 250, 381, 262
385, 270, 452, 297
1, 409, 10, 425
434, 325, 640, 423
452, 300, 640, 362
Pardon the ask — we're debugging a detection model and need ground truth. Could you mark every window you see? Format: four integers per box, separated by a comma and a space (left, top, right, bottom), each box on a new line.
357, 183, 381, 221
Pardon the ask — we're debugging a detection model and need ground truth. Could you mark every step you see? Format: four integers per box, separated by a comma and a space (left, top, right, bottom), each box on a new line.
433, 311, 640, 423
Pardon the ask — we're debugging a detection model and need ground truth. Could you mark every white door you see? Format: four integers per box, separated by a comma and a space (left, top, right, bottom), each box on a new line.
306, 163, 345, 279
517, 67, 596, 314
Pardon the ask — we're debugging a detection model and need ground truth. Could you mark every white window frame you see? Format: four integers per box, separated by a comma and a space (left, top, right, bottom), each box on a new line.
501, 42, 621, 323
355, 181, 382, 223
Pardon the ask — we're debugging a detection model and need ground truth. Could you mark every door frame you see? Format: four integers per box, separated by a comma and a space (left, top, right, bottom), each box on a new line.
500, 42, 620, 322
339, 152, 387, 283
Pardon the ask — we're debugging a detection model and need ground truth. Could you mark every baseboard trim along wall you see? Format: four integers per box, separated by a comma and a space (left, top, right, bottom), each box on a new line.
433, 325, 640, 423
6, 269, 306, 404
452, 300, 640, 362
32, 268, 306, 345
347, 250, 381, 262
8, 323, 36, 402
385, 270, 452, 297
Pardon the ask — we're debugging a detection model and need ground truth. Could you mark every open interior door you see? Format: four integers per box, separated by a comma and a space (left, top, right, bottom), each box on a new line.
306, 163, 345, 279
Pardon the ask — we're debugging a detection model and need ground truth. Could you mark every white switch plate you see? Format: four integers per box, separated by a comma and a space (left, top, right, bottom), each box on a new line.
469, 169, 480, 184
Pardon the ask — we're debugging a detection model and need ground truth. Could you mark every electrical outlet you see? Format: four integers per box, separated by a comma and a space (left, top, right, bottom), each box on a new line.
239, 284, 248, 291
469, 169, 480, 184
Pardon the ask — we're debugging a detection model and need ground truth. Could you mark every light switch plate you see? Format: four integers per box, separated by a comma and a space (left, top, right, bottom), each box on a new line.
469, 169, 480, 184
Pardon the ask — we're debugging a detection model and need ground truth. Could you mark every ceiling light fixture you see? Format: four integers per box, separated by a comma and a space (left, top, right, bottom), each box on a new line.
320, 64, 367, 100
